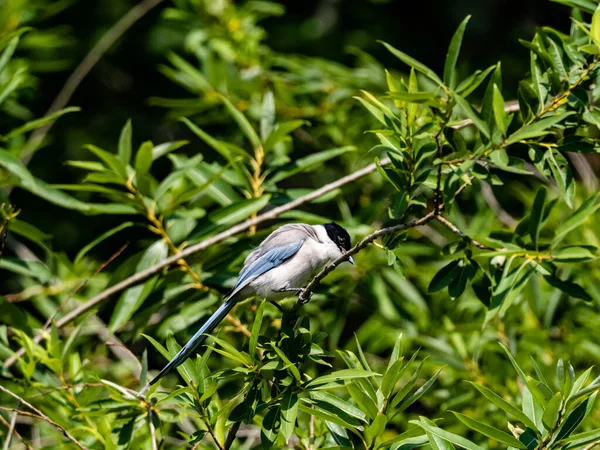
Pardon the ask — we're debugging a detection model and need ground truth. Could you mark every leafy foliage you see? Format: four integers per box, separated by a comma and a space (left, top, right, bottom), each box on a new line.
1, 0, 600, 449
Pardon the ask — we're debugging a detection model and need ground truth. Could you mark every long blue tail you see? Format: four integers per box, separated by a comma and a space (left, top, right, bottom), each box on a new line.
148, 297, 236, 386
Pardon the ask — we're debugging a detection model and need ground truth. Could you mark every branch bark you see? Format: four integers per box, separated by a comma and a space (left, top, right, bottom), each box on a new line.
295, 210, 438, 307
0, 385, 87, 450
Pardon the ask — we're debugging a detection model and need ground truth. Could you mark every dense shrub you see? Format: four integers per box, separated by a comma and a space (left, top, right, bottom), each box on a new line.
1, 1, 600, 449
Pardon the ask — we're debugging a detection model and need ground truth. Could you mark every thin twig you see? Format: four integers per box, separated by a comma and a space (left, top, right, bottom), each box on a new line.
18, 0, 166, 164
3, 399, 21, 450
480, 181, 517, 228
224, 421, 241, 450
0, 412, 33, 450
450, 100, 520, 130
435, 215, 496, 250
4, 243, 128, 369
583, 440, 600, 450
30, 383, 104, 398
0, 386, 87, 450
147, 404, 158, 450
295, 210, 437, 306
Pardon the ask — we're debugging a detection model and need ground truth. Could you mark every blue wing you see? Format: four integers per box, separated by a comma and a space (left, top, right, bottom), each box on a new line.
229, 240, 304, 298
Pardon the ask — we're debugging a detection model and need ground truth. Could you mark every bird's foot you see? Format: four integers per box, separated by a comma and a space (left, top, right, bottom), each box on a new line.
277, 287, 312, 304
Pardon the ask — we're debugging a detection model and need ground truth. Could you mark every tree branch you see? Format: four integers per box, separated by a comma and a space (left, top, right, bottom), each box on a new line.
224, 421, 241, 450
147, 404, 158, 450
295, 210, 437, 306
0, 412, 33, 450
435, 215, 495, 250
0, 385, 86, 450
2, 399, 21, 450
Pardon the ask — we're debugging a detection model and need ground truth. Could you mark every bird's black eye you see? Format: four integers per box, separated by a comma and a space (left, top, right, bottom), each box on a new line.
323, 222, 352, 252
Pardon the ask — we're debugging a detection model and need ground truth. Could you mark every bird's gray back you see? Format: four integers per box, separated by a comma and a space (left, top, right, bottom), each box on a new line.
243, 224, 321, 267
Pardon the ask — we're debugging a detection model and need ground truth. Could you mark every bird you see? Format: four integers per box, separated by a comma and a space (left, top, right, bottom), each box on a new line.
145, 222, 354, 389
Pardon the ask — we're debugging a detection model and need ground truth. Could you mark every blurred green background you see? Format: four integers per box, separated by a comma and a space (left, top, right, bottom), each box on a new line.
6, 0, 570, 257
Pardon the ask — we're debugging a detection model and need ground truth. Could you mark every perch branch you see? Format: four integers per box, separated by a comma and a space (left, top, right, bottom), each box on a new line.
0, 385, 86, 450
295, 210, 437, 306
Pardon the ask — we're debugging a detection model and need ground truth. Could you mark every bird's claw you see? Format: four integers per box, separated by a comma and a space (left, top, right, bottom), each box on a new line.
277, 287, 313, 304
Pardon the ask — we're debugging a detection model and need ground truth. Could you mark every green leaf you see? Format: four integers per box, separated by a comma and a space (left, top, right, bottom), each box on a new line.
297, 401, 362, 437
519, 429, 539, 450
109, 240, 169, 332
306, 369, 380, 389
389, 356, 423, 411
591, 4, 600, 46
452, 412, 526, 448
382, 358, 408, 398
380, 41, 444, 86
347, 382, 379, 421
389, 333, 403, 369
452, 93, 491, 139
0, 149, 36, 187
263, 120, 309, 151
499, 343, 529, 384
134, 141, 154, 180
542, 392, 562, 430
557, 429, 600, 447
552, 246, 597, 262
529, 187, 547, 250
554, 193, 600, 246
467, 382, 539, 430
386, 91, 439, 103
542, 273, 592, 301
455, 65, 496, 97
428, 260, 462, 292
260, 91, 275, 142
280, 390, 298, 442
267, 146, 355, 186
492, 84, 508, 135
271, 344, 302, 382
118, 120, 132, 163
74, 221, 135, 265
3, 107, 80, 139
260, 406, 281, 450
444, 16, 471, 89
397, 367, 443, 412
192, 196, 271, 240
556, 395, 596, 440
506, 113, 573, 145
151, 140, 188, 161
249, 300, 265, 360
220, 95, 261, 150
85, 145, 127, 179
309, 391, 367, 422
0, 36, 19, 76
411, 417, 486, 450
365, 413, 388, 446
209, 335, 253, 366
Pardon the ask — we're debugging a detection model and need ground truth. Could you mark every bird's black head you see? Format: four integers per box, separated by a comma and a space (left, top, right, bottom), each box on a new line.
323, 222, 352, 253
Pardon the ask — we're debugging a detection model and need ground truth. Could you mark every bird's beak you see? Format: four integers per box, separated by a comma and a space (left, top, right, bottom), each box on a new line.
348, 256, 355, 265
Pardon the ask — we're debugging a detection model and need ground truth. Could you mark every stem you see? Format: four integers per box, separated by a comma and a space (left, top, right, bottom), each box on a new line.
0, 386, 87, 450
